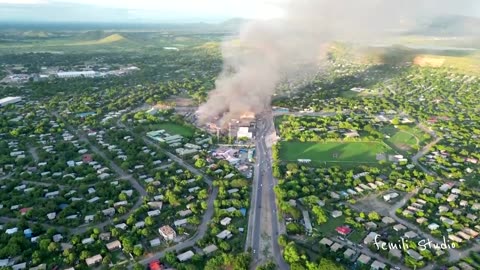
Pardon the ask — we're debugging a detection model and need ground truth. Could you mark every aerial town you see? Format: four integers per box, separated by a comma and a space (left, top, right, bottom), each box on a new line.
1, 1, 480, 270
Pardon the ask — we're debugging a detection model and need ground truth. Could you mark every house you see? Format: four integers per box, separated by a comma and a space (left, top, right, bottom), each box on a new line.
220, 217, 232, 226
12, 262, 26, 270
407, 249, 423, 261
448, 234, 463, 243
99, 232, 111, 241
457, 231, 471, 241
85, 254, 103, 266
389, 248, 402, 258
330, 242, 343, 252
463, 228, 479, 238
179, 209, 193, 217
428, 223, 440, 231
416, 217, 427, 224
148, 201, 163, 209
357, 254, 371, 264
382, 216, 395, 224
84, 215, 95, 223
52, 234, 63, 242
29, 264, 46, 270
47, 212, 56, 220
174, 219, 188, 227
344, 248, 355, 260
177, 250, 195, 262
302, 210, 313, 234
113, 201, 128, 208
383, 192, 399, 202
447, 194, 458, 202
82, 154, 93, 163
371, 260, 386, 270
331, 210, 342, 218
203, 244, 218, 255
115, 223, 128, 230
320, 237, 333, 246
216, 230, 233, 240
336, 226, 352, 236
363, 232, 379, 245
393, 224, 407, 231
440, 216, 455, 225
102, 207, 116, 216
6, 227, 18, 235
148, 210, 161, 217
365, 221, 378, 230
150, 238, 161, 247
404, 231, 418, 239
135, 221, 146, 229
106, 240, 122, 251
82, 237, 94, 245
159, 225, 176, 240
19, 207, 32, 215
439, 205, 450, 213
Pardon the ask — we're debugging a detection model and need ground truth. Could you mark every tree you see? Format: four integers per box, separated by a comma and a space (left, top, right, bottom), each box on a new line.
312, 206, 328, 224
133, 246, 143, 257
195, 158, 206, 168
283, 243, 301, 264
368, 211, 380, 221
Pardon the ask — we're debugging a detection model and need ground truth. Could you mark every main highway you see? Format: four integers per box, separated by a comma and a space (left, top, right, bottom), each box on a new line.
247, 110, 289, 269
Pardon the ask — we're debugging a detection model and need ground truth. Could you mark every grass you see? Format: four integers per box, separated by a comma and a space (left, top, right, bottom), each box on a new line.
69, 34, 126, 45
316, 216, 345, 235
379, 125, 429, 153
155, 122, 195, 137
279, 141, 393, 164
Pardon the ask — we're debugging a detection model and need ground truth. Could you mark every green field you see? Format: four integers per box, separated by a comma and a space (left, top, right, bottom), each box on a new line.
280, 141, 393, 164
380, 125, 428, 152
155, 123, 195, 137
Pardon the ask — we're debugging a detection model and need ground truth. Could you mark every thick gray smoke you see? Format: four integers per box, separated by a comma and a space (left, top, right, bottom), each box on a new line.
196, 0, 478, 125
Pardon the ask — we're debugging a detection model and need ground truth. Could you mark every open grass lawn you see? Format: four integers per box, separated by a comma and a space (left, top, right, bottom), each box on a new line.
379, 125, 429, 152
347, 229, 366, 243
155, 122, 195, 137
280, 141, 392, 164
317, 216, 345, 235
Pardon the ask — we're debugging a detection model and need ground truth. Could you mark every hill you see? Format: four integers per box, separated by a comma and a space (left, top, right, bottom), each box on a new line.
69, 33, 127, 46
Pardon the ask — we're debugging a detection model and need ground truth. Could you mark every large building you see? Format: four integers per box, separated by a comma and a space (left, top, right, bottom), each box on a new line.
0, 96, 22, 107
57, 71, 97, 79
237, 126, 253, 139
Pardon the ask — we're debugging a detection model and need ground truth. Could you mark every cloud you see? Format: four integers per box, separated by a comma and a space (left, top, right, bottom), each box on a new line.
0, 0, 49, 4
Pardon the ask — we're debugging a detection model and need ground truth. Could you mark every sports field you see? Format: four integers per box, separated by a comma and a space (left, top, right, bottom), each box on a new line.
380, 125, 426, 151
279, 141, 393, 163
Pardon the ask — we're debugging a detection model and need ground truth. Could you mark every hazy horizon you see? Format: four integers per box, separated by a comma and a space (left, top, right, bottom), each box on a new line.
1, 0, 480, 25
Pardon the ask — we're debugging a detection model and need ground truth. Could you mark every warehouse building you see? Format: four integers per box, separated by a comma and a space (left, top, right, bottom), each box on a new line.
0, 96, 22, 107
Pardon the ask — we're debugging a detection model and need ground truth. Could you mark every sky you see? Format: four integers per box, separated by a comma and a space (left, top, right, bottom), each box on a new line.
0, 0, 287, 23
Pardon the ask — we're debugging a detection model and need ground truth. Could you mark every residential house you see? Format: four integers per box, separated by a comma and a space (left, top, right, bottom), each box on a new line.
158, 225, 176, 241
85, 255, 102, 267
106, 240, 122, 251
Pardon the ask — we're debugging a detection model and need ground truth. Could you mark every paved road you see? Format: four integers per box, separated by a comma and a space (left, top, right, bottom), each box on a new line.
248, 111, 289, 270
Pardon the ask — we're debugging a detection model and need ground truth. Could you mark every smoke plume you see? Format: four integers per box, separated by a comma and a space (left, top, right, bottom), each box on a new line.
196, 0, 478, 125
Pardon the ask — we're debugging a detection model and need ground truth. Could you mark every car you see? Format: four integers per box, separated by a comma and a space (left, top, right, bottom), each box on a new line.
253, 249, 256, 254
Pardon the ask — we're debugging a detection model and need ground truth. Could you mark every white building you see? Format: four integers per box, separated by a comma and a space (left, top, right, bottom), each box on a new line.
57, 71, 97, 78
237, 127, 253, 139
0, 96, 22, 107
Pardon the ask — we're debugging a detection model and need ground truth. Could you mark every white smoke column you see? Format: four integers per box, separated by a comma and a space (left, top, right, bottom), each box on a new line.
197, 0, 478, 125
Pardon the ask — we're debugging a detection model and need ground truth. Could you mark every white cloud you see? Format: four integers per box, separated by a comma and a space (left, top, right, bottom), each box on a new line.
0, 0, 49, 3
54, 0, 286, 19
